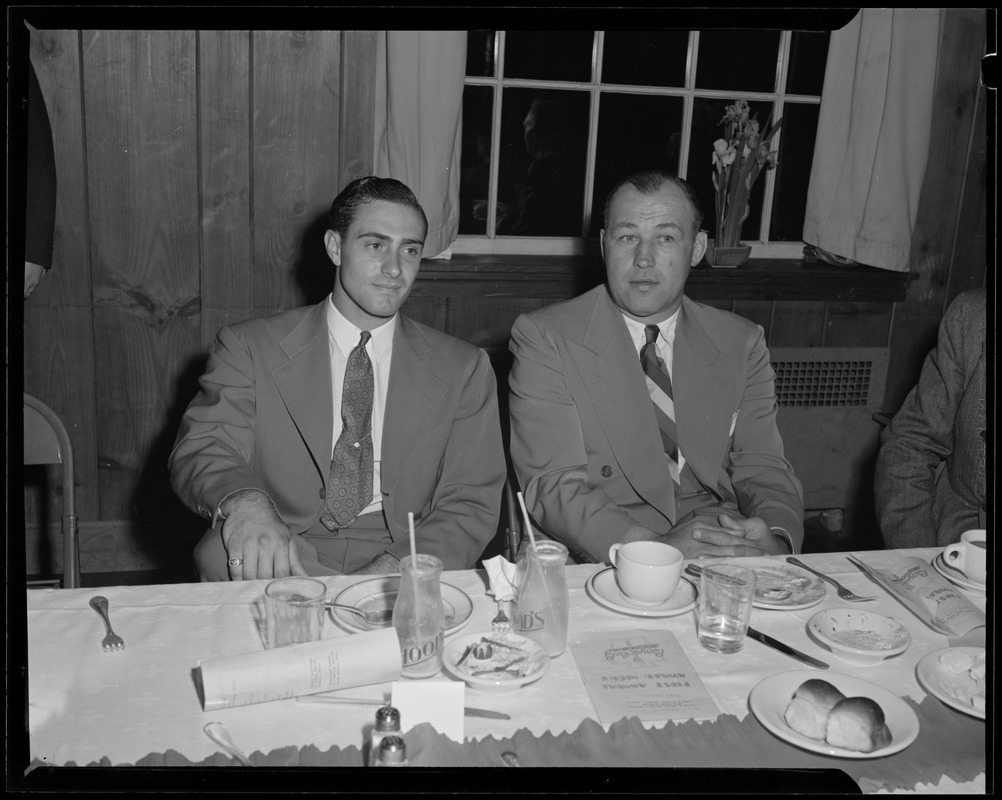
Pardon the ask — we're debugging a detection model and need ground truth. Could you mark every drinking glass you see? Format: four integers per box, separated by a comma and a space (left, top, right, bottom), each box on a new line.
697, 564, 756, 653
264, 577, 326, 649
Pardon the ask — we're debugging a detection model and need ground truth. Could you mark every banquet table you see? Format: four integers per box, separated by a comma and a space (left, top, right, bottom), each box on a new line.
19, 547, 987, 793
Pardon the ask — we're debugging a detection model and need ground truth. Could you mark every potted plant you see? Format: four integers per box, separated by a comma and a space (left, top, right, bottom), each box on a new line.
707, 99, 782, 267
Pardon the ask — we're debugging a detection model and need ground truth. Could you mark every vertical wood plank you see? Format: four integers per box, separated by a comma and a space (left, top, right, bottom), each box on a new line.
252, 31, 343, 313
770, 300, 826, 347
883, 9, 986, 411
198, 30, 252, 351
339, 30, 378, 185
82, 30, 203, 521
24, 29, 101, 523
732, 300, 772, 341
444, 297, 547, 348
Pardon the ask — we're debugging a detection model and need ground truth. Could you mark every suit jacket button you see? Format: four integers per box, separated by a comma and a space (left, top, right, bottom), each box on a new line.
601, 466, 613, 478
319, 487, 326, 499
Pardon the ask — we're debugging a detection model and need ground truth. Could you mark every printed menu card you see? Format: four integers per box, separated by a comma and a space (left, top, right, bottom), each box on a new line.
571, 629, 719, 725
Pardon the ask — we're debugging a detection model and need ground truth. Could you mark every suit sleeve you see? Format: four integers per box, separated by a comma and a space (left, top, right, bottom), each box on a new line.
728, 326, 805, 549
873, 296, 972, 548
508, 314, 639, 562
26, 62, 57, 270
168, 325, 265, 525
383, 348, 506, 569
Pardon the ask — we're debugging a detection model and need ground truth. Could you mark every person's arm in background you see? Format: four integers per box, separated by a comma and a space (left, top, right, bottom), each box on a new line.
25, 60, 56, 299
874, 294, 976, 548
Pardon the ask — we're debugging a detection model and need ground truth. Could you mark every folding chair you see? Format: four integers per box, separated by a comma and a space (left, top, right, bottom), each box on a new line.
24, 393, 81, 588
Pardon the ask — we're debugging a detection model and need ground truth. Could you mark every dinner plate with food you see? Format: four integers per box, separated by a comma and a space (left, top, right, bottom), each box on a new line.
916, 647, 986, 719
749, 670, 920, 758
442, 630, 550, 694
721, 557, 826, 610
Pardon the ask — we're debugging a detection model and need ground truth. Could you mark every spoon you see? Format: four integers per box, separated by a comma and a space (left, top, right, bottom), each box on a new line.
327, 602, 394, 626
203, 721, 254, 767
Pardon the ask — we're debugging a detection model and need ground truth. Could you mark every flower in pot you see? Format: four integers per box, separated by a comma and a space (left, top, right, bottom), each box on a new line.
709, 99, 782, 263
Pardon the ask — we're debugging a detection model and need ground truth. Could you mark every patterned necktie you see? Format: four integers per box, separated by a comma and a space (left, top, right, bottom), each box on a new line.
640, 324, 682, 490
321, 331, 374, 530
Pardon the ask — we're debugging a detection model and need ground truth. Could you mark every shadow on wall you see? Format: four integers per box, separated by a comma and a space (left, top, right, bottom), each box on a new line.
126, 353, 211, 582
295, 211, 336, 306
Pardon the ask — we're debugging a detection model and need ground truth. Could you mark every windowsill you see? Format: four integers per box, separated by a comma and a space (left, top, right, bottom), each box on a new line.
414, 254, 914, 302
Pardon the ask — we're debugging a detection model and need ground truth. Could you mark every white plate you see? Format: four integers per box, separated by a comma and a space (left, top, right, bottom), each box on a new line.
442, 630, 550, 694
586, 567, 697, 617
721, 557, 826, 610
932, 553, 986, 593
916, 647, 986, 720
329, 576, 473, 635
749, 670, 920, 759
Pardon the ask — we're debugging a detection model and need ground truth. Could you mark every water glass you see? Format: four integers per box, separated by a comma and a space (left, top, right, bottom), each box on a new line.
697, 564, 756, 653
264, 577, 326, 649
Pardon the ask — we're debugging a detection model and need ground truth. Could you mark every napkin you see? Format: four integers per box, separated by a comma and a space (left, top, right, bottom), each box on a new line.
482, 555, 519, 602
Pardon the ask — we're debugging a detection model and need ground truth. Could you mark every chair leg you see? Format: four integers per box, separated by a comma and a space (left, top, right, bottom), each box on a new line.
63, 514, 81, 589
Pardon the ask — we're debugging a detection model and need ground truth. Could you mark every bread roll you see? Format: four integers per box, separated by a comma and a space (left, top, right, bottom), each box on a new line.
784, 679, 846, 740
825, 696, 893, 752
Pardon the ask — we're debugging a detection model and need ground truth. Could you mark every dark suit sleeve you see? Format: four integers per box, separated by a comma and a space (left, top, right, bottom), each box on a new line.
508, 314, 639, 561
874, 293, 979, 548
26, 61, 57, 269
383, 348, 506, 569
168, 324, 264, 525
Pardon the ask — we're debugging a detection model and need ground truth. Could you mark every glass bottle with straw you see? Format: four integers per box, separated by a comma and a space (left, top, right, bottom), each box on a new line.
512, 492, 570, 657
392, 512, 445, 678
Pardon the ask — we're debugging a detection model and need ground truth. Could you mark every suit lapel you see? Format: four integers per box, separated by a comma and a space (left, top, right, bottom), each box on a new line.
674, 298, 734, 490
273, 301, 334, 477
381, 316, 447, 497
572, 290, 677, 521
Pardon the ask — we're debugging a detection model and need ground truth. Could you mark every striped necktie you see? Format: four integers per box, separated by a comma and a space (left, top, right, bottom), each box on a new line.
640, 324, 682, 489
321, 330, 374, 530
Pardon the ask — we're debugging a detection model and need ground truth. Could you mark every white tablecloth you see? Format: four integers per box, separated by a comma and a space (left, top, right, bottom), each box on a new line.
21, 548, 986, 790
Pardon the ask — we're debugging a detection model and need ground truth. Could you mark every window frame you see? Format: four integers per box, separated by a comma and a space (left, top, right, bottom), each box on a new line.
453, 29, 822, 259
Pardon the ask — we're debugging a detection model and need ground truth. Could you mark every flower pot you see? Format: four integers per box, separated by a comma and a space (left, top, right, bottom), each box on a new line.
704, 240, 751, 268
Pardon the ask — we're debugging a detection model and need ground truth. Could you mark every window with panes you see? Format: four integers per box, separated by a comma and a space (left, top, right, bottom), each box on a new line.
457, 30, 829, 257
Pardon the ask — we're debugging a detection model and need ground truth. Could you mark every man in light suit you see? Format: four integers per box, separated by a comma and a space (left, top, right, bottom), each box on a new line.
508, 171, 803, 563
170, 177, 506, 580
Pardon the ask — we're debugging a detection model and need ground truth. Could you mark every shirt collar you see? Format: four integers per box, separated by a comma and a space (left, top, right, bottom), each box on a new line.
326, 295, 396, 357
621, 307, 679, 351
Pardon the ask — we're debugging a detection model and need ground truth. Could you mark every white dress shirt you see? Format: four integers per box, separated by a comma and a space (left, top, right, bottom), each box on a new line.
327, 297, 395, 518
622, 309, 687, 471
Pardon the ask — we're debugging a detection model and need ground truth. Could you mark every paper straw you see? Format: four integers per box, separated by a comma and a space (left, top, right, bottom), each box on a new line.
516, 492, 538, 551
407, 512, 417, 563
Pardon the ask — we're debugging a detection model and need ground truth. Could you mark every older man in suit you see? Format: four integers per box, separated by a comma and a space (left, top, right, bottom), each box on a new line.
508, 170, 804, 563
170, 177, 506, 580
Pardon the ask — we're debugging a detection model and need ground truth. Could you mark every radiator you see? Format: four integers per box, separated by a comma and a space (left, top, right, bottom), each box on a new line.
769, 347, 890, 512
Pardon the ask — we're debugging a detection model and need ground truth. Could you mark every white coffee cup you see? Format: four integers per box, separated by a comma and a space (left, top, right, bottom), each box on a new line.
608, 540, 683, 605
943, 529, 987, 584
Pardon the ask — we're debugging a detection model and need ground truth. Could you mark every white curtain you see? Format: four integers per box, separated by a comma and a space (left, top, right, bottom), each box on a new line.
802, 9, 942, 272
373, 31, 467, 259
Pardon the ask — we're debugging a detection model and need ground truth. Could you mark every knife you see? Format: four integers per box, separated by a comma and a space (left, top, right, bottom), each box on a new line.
746, 627, 829, 669
684, 562, 829, 669
295, 695, 511, 720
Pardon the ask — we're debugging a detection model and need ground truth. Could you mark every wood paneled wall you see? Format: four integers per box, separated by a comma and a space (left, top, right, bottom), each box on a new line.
23, 29, 377, 576
19, 16, 987, 578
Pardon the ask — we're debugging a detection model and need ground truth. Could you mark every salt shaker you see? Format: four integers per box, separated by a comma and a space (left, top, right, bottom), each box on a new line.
367, 704, 401, 767
513, 540, 569, 656
392, 554, 445, 678
375, 734, 408, 766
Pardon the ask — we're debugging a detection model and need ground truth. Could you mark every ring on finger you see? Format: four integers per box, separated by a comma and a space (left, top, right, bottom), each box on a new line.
227, 556, 244, 567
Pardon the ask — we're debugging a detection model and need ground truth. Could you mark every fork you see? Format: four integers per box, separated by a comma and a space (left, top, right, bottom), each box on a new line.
786, 557, 876, 602
491, 599, 511, 631
89, 595, 126, 650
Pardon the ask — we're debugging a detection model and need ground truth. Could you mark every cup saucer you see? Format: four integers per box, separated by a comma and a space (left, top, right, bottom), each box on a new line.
586, 567, 697, 617
932, 553, 986, 593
